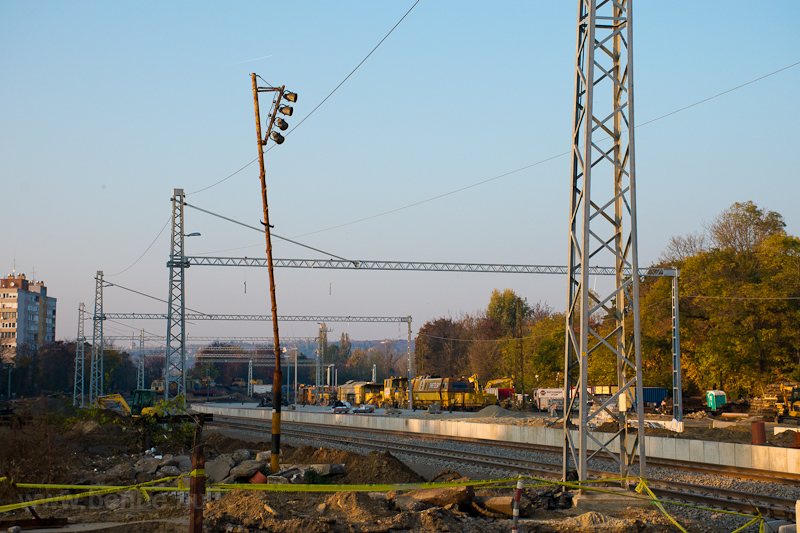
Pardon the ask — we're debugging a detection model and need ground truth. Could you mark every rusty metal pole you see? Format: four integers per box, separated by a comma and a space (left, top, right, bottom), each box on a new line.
189, 444, 205, 533
251, 73, 284, 474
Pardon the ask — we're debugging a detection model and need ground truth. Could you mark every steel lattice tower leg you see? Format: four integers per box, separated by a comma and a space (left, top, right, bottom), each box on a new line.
165, 189, 187, 402
89, 273, 105, 403
563, 0, 645, 485
247, 359, 253, 397
137, 328, 145, 390
669, 270, 683, 428
73, 302, 86, 407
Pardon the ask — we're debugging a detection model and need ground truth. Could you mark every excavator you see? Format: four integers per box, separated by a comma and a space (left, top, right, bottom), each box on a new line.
775, 383, 800, 425
96, 390, 162, 417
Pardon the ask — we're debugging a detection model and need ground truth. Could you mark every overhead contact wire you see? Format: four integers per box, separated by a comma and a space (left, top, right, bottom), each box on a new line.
182, 201, 356, 263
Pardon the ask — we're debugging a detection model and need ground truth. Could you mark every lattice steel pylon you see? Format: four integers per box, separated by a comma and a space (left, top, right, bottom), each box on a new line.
89, 273, 105, 403
73, 302, 86, 407
563, 0, 645, 485
165, 189, 187, 402
137, 329, 145, 390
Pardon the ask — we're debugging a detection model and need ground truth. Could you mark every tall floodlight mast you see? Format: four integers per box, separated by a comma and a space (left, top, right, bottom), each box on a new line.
563, 0, 645, 485
165, 189, 188, 402
251, 73, 299, 474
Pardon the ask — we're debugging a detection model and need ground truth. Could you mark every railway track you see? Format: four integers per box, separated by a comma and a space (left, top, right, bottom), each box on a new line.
208, 415, 797, 520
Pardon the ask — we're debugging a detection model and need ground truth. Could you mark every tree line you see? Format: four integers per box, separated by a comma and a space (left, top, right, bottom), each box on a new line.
4, 202, 796, 401
413, 202, 800, 399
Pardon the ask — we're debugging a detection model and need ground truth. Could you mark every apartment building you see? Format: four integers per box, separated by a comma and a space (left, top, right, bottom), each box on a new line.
0, 273, 57, 354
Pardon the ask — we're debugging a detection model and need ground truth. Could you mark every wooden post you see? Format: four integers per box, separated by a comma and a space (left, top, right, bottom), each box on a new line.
189, 445, 205, 533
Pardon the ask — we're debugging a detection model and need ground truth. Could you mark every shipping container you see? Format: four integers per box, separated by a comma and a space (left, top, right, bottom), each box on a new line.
633, 387, 669, 407
253, 384, 272, 395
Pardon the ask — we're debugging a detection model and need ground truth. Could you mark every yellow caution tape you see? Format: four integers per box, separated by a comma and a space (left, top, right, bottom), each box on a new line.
210, 477, 520, 493
0, 471, 773, 533
0, 474, 190, 514
636, 477, 688, 533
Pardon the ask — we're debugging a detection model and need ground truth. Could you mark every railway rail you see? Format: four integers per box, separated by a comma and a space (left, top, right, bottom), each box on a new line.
207, 414, 797, 520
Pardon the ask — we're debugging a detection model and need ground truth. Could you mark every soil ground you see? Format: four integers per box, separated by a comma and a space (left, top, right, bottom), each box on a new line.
0, 397, 786, 532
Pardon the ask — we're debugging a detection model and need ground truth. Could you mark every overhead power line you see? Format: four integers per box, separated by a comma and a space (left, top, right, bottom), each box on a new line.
101, 280, 212, 316
107, 216, 171, 277
117, 55, 800, 271
187, 0, 421, 197
292, 60, 800, 238
183, 201, 354, 262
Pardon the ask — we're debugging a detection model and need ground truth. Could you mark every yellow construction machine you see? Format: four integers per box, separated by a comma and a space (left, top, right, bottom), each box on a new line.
486, 376, 515, 390
775, 383, 800, 425
96, 390, 162, 417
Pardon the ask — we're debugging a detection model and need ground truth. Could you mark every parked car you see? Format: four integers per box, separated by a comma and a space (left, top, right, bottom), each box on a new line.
332, 400, 351, 414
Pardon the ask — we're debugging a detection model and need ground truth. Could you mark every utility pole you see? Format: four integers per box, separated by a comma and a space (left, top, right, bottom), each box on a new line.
563, 0, 644, 486
251, 73, 298, 474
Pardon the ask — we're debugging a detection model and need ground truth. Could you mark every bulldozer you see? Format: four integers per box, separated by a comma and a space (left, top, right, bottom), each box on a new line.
96, 390, 162, 417
775, 383, 800, 425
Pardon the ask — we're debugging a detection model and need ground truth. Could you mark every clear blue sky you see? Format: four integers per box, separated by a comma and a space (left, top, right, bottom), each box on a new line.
1, 1, 798, 346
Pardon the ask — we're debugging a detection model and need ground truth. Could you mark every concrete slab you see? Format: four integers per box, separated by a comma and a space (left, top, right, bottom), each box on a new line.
645, 436, 659, 459
659, 437, 676, 460
718, 442, 736, 466
733, 443, 752, 469
767, 447, 788, 473
688, 439, 704, 463
787, 448, 800, 475
674, 439, 690, 462
703, 441, 721, 465
752, 445, 771, 470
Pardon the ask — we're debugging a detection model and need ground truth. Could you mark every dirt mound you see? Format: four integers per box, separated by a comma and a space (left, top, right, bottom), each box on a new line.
322, 491, 392, 522
470, 405, 520, 418
200, 431, 270, 454
283, 446, 424, 485
204, 489, 395, 532
769, 429, 799, 447
339, 450, 424, 485
594, 420, 620, 432
204, 489, 502, 533
283, 445, 358, 466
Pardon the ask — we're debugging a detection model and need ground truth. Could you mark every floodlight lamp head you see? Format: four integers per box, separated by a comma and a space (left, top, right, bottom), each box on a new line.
283, 92, 298, 103
279, 105, 293, 117
271, 131, 285, 144
275, 118, 289, 131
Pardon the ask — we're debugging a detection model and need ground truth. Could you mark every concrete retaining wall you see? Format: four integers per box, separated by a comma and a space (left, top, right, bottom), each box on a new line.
196, 405, 800, 475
